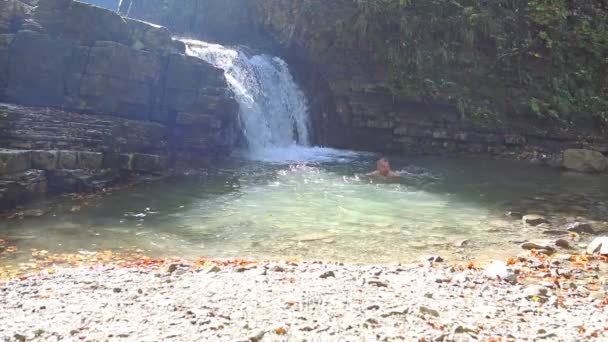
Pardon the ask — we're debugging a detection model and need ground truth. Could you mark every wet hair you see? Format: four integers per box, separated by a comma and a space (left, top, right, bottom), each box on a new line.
377, 157, 390, 170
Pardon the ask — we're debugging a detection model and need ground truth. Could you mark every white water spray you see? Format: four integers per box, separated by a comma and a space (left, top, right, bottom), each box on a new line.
181, 39, 311, 153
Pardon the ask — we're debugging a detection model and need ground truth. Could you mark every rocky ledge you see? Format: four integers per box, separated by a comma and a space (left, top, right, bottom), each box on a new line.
0, 255, 607, 341
0, 0, 240, 210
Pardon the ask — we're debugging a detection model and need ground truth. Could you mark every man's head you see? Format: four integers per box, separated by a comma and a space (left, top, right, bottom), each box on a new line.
376, 157, 391, 176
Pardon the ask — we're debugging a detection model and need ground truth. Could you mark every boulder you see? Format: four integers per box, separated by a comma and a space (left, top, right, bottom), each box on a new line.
586, 237, 608, 256
566, 222, 595, 235
563, 149, 608, 173
555, 239, 571, 249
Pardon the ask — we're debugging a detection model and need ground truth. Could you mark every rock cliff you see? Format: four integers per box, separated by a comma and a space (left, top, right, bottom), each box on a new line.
119, 0, 607, 157
0, 0, 239, 210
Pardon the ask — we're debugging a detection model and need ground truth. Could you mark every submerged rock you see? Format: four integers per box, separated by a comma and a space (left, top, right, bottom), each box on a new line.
506, 211, 523, 219
290, 233, 336, 242
521, 241, 556, 254
522, 215, 549, 226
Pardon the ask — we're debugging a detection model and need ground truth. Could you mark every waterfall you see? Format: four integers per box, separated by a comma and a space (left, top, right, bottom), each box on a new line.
181, 39, 311, 152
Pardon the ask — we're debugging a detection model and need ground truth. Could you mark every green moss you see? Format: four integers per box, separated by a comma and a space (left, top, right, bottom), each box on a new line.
350, 0, 608, 125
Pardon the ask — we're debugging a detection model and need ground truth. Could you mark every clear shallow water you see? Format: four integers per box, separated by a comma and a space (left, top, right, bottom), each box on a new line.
2, 148, 608, 264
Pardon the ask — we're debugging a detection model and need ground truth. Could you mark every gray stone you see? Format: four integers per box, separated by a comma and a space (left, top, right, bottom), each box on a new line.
523, 215, 549, 226
586, 237, 608, 255
586, 144, 608, 154
175, 113, 223, 128
31, 150, 58, 170
521, 241, 555, 253
419, 306, 440, 317
77, 152, 103, 170
506, 211, 523, 219
319, 271, 335, 279
523, 285, 549, 298
6, 30, 77, 106
271, 266, 285, 272
555, 239, 571, 249
566, 222, 595, 234
57, 151, 78, 169
483, 260, 509, 279
47, 169, 119, 194
504, 134, 526, 145
22, 208, 48, 217
207, 265, 221, 273
563, 149, 608, 173
118, 154, 133, 170
0, 169, 46, 210
0, 149, 30, 174
131, 153, 166, 173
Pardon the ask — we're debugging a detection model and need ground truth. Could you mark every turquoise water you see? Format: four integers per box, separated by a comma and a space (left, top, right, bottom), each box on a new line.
1, 148, 607, 264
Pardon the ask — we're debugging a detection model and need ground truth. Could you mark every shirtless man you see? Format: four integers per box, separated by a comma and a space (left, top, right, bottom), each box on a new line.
367, 157, 399, 177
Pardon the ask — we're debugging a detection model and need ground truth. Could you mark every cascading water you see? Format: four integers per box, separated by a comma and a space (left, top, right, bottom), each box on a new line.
181, 39, 311, 153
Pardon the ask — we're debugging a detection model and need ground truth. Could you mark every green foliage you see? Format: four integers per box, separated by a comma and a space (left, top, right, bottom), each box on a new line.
348, 0, 608, 125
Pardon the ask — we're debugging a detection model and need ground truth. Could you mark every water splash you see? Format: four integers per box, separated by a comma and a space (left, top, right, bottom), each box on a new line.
181, 39, 311, 153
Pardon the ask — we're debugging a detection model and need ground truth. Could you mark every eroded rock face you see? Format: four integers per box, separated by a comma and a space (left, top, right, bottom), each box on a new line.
0, 0, 238, 152
118, 0, 607, 156
0, 0, 33, 34
0, 0, 240, 210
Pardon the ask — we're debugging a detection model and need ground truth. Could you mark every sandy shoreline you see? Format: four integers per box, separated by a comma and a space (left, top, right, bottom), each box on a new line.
1, 255, 607, 341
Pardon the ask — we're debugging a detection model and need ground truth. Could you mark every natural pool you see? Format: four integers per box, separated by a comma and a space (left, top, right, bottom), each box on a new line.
1, 147, 608, 265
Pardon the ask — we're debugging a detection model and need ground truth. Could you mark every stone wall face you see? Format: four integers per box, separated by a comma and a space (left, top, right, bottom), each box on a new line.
0, 0, 240, 210
118, 0, 607, 157
0, 0, 239, 157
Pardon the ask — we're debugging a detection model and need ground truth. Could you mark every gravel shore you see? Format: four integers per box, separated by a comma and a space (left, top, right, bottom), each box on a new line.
1, 258, 607, 341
